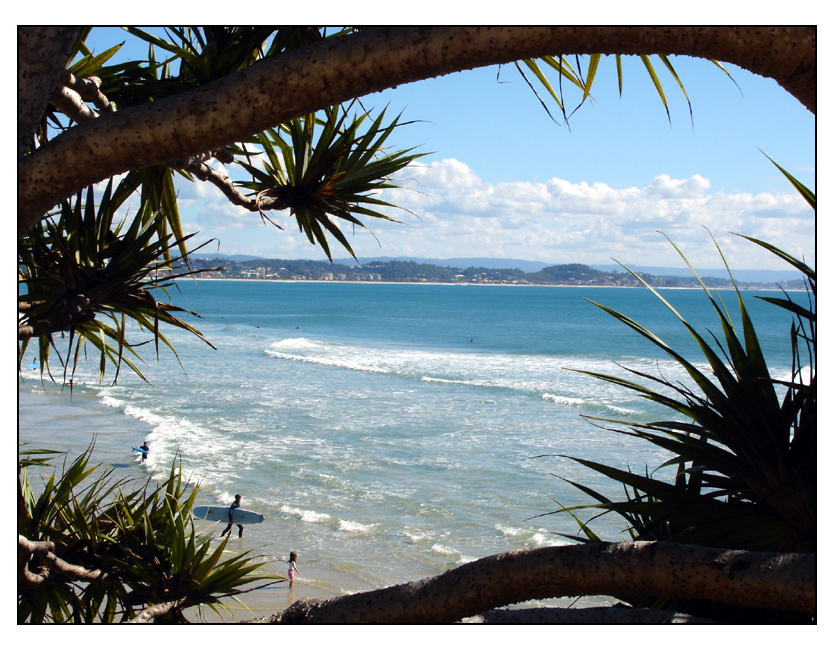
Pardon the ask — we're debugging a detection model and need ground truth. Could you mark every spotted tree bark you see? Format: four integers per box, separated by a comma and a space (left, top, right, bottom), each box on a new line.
266, 542, 815, 624
18, 26, 815, 237
17, 26, 81, 159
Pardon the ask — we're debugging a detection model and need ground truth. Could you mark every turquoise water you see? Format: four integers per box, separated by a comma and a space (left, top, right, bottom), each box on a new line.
18, 281, 802, 609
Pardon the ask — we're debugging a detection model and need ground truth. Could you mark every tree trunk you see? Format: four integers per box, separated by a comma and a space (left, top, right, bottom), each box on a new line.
18, 26, 815, 237
266, 542, 815, 623
18, 26, 81, 160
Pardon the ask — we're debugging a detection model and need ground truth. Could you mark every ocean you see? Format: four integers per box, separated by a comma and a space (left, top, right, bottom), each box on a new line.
18, 280, 801, 618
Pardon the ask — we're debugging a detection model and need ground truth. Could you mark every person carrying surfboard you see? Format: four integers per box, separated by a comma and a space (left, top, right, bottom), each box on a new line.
220, 494, 244, 538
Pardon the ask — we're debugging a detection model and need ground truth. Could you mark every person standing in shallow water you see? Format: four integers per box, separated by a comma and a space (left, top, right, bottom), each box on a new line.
220, 494, 244, 538
287, 551, 300, 586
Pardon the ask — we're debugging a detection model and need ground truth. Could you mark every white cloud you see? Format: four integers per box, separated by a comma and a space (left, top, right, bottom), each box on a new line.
174, 158, 815, 269
646, 174, 711, 198
371, 159, 815, 269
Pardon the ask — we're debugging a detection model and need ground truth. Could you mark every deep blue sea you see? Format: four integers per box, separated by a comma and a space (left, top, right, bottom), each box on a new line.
18, 280, 803, 613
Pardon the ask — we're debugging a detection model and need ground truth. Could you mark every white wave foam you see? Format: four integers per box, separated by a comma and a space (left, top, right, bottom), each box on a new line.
422, 376, 473, 385
528, 532, 549, 546
266, 347, 386, 374
773, 364, 813, 384
603, 404, 642, 416
281, 505, 334, 524
270, 337, 329, 351
264, 337, 701, 402
404, 532, 428, 544
496, 523, 568, 549
123, 405, 164, 427
430, 543, 458, 556
216, 491, 236, 505
542, 394, 584, 406
99, 396, 123, 409
338, 519, 376, 533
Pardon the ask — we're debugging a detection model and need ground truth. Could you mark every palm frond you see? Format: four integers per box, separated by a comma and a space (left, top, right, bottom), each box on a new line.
236, 105, 424, 260
548, 199, 815, 558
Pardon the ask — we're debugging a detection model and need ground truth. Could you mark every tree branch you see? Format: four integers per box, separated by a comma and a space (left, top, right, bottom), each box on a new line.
171, 156, 291, 215
18, 534, 110, 583
126, 597, 189, 623
460, 607, 714, 624
18, 26, 815, 237
50, 85, 98, 123
58, 70, 114, 114
18, 295, 93, 341
267, 542, 816, 623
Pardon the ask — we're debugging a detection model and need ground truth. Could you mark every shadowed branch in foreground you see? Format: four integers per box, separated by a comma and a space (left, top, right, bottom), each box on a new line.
257, 542, 814, 624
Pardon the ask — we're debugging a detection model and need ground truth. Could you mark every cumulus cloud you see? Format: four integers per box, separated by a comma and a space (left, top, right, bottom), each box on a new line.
174, 157, 814, 269
372, 159, 815, 269
646, 174, 711, 198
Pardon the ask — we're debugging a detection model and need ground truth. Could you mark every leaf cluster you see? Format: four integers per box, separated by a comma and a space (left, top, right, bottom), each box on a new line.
519, 53, 738, 128
18, 174, 216, 384
551, 233, 814, 549
537, 167, 814, 620
18, 444, 277, 623
236, 104, 424, 260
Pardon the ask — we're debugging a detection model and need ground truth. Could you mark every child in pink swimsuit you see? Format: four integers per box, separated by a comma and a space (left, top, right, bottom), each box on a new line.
287, 551, 300, 586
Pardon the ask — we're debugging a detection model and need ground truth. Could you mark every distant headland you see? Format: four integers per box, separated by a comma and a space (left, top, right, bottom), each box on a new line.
188, 255, 805, 290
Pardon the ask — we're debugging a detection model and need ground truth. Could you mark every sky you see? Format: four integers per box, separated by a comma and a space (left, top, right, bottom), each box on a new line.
84, 26, 816, 272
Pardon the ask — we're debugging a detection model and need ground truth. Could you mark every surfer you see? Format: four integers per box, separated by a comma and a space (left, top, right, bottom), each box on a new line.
220, 494, 244, 538
287, 551, 301, 586
138, 441, 149, 462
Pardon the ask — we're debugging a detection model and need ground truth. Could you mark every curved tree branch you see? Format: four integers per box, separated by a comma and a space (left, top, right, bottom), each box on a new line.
50, 85, 99, 123
18, 26, 815, 237
460, 607, 713, 624
267, 542, 815, 623
58, 70, 114, 114
172, 157, 291, 215
127, 597, 189, 623
18, 295, 93, 341
18, 534, 110, 583
49, 72, 116, 124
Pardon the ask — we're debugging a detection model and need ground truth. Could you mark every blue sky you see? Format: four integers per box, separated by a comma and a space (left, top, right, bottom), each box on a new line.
84, 27, 815, 271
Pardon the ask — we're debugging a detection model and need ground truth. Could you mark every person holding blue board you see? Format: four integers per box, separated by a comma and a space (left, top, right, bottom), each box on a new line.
130, 442, 150, 462
220, 494, 244, 538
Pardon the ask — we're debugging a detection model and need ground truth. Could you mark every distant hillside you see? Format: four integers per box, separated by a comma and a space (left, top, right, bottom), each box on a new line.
187, 256, 805, 288
329, 256, 552, 273
193, 253, 265, 262
590, 264, 804, 284
193, 254, 805, 284
528, 264, 607, 284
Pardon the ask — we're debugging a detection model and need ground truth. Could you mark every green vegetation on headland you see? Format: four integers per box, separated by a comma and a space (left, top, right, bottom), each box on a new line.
192, 257, 803, 289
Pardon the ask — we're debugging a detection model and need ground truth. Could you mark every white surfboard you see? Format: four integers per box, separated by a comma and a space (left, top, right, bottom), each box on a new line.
193, 505, 265, 524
